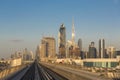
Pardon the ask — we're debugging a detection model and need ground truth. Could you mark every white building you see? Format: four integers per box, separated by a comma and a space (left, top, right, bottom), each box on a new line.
22, 48, 33, 61
107, 47, 116, 58
10, 58, 22, 67
40, 37, 56, 59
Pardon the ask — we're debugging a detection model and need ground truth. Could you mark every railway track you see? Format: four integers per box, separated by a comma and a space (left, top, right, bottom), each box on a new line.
20, 62, 35, 80
39, 64, 68, 80
8, 61, 68, 80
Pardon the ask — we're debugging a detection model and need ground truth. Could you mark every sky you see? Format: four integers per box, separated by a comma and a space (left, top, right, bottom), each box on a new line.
0, 0, 120, 58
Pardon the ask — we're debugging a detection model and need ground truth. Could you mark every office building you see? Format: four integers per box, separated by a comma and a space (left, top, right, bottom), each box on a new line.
40, 37, 56, 58
36, 45, 41, 61
107, 47, 116, 58
23, 48, 33, 61
83, 58, 118, 68
115, 50, 120, 56
66, 40, 72, 58
78, 38, 82, 51
99, 39, 105, 58
88, 42, 97, 58
11, 51, 22, 59
58, 24, 66, 58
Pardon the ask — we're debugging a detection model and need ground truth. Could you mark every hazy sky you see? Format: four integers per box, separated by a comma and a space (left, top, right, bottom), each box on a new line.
0, 0, 120, 58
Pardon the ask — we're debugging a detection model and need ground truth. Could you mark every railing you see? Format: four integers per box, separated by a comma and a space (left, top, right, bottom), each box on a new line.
0, 65, 26, 80
107, 70, 120, 79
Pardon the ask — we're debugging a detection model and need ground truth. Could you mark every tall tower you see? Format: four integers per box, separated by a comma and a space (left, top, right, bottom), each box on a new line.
78, 38, 82, 51
59, 24, 66, 58
59, 24, 66, 48
36, 45, 40, 61
99, 39, 105, 58
107, 47, 116, 58
40, 37, 56, 58
72, 19, 75, 46
88, 42, 97, 58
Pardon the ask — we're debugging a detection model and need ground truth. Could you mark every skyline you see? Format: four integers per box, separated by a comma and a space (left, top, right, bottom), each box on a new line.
0, 0, 120, 58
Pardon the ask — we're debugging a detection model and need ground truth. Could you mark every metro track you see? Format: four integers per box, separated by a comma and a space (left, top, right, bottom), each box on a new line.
7, 61, 68, 80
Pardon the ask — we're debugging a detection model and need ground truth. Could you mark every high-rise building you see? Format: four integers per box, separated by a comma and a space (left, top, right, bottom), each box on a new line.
115, 51, 120, 56
30, 51, 34, 60
11, 51, 22, 59
78, 38, 82, 51
36, 45, 40, 61
40, 40, 47, 58
88, 42, 97, 58
23, 48, 33, 61
23, 48, 28, 61
72, 19, 75, 46
68, 19, 80, 58
40, 37, 56, 58
107, 47, 116, 58
58, 24, 66, 58
66, 40, 72, 58
99, 39, 105, 58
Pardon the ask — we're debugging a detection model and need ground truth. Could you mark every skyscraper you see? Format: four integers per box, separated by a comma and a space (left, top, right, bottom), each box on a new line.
72, 19, 75, 46
58, 24, 66, 58
36, 45, 40, 61
78, 38, 82, 51
107, 47, 116, 58
99, 39, 105, 58
40, 37, 56, 59
88, 42, 97, 58
40, 40, 47, 58
68, 19, 80, 58
66, 40, 72, 58
23, 48, 33, 61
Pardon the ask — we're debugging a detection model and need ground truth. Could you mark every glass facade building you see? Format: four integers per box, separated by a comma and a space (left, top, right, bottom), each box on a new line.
83, 59, 118, 68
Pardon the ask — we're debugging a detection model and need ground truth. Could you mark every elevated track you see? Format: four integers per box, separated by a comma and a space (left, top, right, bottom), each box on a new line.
7, 61, 68, 80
